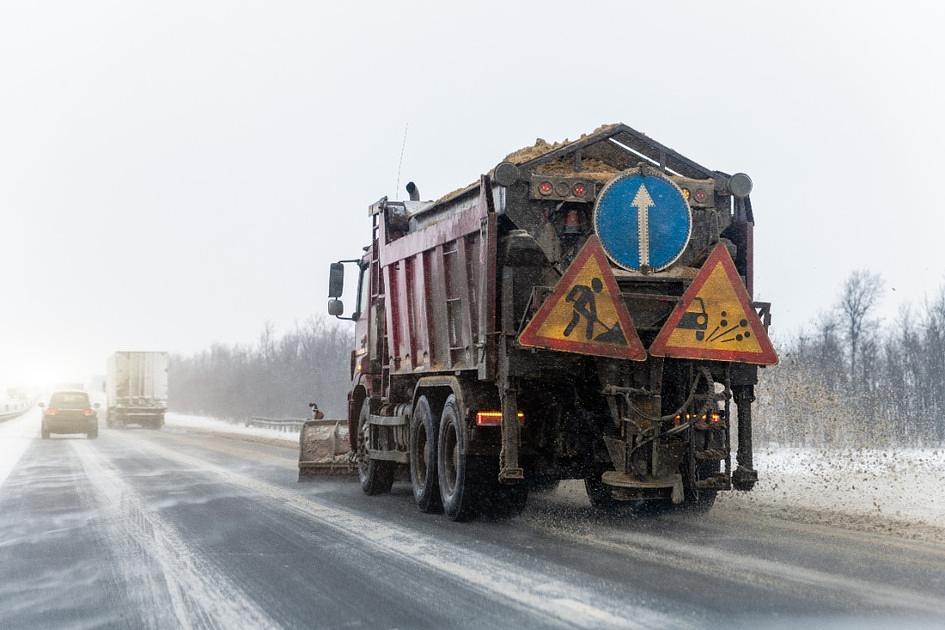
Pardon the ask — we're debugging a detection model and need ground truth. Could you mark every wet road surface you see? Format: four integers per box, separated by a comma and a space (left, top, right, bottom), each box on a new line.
2, 408, 944, 629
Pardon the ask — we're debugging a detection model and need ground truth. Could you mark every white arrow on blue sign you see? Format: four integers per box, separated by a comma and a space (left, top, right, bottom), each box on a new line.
593, 173, 692, 272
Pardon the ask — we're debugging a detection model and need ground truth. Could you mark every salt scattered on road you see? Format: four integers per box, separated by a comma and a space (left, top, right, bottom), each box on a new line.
719, 447, 945, 534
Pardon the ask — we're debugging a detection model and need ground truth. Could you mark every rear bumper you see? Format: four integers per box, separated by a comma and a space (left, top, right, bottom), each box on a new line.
109, 407, 166, 417
44, 417, 97, 433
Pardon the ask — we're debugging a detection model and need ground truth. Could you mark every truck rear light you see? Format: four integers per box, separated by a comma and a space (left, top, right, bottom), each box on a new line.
554, 182, 570, 196
538, 181, 553, 195
83, 409, 94, 417
47, 408, 58, 416
475, 411, 525, 426
563, 209, 582, 234
693, 188, 708, 203
572, 182, 587, 197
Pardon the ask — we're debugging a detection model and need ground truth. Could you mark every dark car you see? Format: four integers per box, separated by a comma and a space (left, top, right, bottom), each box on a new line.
39, 390, 99, 439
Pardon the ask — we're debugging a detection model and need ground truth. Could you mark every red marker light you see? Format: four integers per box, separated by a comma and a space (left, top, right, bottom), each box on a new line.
572, 182, 587, 197
475, 411, 525, 426
538, 181, 553, 195
694, 189, 708, 203
83, 408, 94, 417
47, 408, 58, 416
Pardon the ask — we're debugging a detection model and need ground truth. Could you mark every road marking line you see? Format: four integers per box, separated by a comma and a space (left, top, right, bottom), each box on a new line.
115, 431, 684, 630
72, 440, 279, 630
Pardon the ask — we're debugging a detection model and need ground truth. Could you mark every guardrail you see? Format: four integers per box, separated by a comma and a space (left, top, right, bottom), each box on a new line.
0, 407, 30, 423
246, 416, 306, 433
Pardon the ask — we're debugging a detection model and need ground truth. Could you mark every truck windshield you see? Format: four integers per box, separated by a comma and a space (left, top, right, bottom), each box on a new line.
49, 392, 90, 409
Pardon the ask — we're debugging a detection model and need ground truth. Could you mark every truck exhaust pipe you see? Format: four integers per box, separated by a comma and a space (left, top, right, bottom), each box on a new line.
406, 181, 420, 201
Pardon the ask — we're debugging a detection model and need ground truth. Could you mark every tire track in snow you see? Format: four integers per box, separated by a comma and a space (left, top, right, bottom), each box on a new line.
71, 440, 279, 630
115, 431, 684, 630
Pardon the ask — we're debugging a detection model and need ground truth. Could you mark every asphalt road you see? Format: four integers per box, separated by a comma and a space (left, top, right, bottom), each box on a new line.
2, 409, 944, 629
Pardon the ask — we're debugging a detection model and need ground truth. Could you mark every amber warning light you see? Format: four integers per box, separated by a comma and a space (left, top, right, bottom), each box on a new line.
476, 411, 525, 426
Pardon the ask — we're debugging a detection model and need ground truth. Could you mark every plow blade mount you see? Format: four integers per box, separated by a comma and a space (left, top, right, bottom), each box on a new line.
298, 419, 356, 480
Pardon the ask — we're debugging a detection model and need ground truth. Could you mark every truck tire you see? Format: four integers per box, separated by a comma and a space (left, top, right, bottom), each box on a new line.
528, 478, 561, 494
584, 471, 622, 511
681, 459, 719, 513
437, 395, 478, 521
634, 460, 719, 516
478, 470, 528, 519
88, 429, 98, 439
357, 399, 394, 495
409, 395, 441, 513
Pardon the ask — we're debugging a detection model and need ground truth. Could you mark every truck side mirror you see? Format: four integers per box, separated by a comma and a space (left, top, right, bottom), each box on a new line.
328, 262, 345, 298
328, 299, 344, 316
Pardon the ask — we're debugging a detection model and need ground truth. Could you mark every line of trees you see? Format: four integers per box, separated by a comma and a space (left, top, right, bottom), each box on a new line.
169, 318, 351, 420
756, 271, 945, 447
168, 271, 944, 447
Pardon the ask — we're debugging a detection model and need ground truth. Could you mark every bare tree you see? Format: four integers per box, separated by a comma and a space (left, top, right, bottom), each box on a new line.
836, 270, 884, 385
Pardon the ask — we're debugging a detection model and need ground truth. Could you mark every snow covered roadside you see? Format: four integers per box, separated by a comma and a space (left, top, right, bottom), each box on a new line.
165, 413, 298, 446
718, 447, 945, 541
0, 407, 39, 488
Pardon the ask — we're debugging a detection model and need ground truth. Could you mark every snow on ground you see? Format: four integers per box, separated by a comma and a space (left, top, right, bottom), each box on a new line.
166, 413, 298, 444
0, 408, 38, 488
718, 447, 945, 537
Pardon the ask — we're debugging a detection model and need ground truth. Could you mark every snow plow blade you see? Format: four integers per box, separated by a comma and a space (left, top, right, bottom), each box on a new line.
298, 419, 356, 480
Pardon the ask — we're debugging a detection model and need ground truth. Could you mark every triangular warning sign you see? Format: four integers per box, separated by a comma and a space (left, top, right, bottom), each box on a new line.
518, 236, 646, 361
650, 243, 778, 365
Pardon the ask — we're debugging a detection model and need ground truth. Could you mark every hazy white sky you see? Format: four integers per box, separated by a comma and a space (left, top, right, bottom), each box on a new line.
2, 1, 943, 385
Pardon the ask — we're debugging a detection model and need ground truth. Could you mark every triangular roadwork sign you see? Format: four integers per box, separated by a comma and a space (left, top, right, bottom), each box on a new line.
650, 243, 778, 365
518, 236, 646, 361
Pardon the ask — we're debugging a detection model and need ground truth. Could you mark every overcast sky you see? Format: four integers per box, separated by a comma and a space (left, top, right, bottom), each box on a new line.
2, 1, 943, 386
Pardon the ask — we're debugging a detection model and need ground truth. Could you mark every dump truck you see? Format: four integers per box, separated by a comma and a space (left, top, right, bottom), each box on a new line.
300, 123, 776, 520
106, 351, 168, 429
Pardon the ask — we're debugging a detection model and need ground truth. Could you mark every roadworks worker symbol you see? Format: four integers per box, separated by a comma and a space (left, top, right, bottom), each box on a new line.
650, 243, 778, 365
518, 236, 646, 361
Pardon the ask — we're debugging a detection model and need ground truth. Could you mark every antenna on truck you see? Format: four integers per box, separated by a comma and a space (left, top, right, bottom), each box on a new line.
395, 122, 409, 200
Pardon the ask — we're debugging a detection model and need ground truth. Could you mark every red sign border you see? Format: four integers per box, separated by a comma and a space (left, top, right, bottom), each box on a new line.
518, 236, 647, 361
649, 243, 778, 365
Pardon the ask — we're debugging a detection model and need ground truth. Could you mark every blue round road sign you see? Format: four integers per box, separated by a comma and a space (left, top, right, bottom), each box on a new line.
593, 173, 692, 272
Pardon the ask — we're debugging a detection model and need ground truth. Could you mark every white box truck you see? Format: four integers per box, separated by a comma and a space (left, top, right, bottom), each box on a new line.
106, 351, 168, 429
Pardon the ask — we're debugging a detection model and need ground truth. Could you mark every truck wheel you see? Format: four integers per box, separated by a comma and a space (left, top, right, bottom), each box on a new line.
682, 460, 719, 513
357, 399, 394, 495
636, 461, 719, 516
479, 474, 528, 519
528, 478, 561, 494
88, 429, 98, 439
584, 471, 622, 510
437, 395, 478, 521
409, 396, 441, 513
